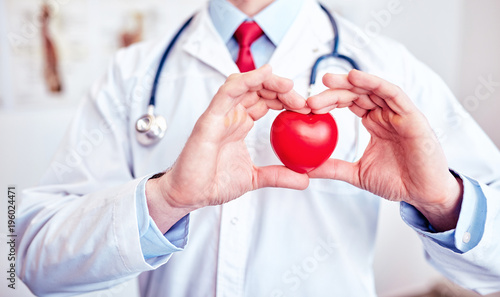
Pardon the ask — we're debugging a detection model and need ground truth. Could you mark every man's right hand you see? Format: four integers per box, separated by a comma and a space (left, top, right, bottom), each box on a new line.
146, 65, 310, 233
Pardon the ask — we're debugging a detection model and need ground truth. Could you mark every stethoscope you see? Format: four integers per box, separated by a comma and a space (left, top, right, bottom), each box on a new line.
136, 4, 361, 159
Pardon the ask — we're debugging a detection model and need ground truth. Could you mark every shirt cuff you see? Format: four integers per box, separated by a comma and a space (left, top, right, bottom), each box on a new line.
400, 170, 487, 254
135, 175, 190, 260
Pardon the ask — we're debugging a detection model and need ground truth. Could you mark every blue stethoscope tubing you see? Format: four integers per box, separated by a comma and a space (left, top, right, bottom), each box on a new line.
310, 4, 360, 91
138, 3, 361, 160
149, 5, 360, 107
149, 16, 195, 108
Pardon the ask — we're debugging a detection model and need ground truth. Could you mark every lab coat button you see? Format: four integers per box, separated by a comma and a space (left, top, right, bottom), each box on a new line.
462, 232, 471, 244
231, 217, 239, 225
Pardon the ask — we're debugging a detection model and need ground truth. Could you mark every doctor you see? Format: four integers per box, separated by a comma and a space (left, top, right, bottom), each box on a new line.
18, 0, 500, 296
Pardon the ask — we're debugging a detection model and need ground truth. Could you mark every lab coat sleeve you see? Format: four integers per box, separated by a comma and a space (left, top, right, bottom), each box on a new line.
394, 44, 500, 295
17, 48, 186, 296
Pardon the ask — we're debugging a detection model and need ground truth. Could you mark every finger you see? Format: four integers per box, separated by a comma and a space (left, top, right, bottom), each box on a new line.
258, 88, 280, 100
277, 89, 307, 110
322, 73, 352, 89
354, 94, 378, 110
225, 66, 294, 94
308, 89, 359, 112
347, 70, 416, 115
307, 159, 360, 187
369, 94, 391, 110
349, 104, 368, 118
259, 89, 307, 111
211, 65, 273, 115
255, 66, 307, 111
224, 65, 306, 114
240, 92, 260, 109
249, 95, 309, 119
312, 105, 338, 115
247, 98, 311, 121
322, 73, 370, 94
292, 106, 312, 114
246, 100, 269, 121
257, 75, 295, 100
262, 73, 294, 93
227, 65, 274, 97
255, 165, 309, 190
262, 98, 284, 110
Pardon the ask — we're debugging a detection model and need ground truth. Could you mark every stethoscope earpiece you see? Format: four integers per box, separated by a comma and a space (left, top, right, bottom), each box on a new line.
135, 105, 167, 146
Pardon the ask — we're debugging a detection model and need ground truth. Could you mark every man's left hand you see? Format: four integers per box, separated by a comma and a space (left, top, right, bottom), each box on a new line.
307, 70, 464, 232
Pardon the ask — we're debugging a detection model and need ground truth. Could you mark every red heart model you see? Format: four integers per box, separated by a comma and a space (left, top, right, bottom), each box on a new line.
270, 111, 338, 174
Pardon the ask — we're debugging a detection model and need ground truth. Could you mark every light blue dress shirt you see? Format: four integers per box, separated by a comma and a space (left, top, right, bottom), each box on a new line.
209, 0, 304, 68
401, 171, 486, 253
135, 0, 487, 259
136, 175, 188, 259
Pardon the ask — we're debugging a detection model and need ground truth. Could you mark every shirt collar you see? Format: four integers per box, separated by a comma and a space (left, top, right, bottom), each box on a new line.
209, 0, 304, 46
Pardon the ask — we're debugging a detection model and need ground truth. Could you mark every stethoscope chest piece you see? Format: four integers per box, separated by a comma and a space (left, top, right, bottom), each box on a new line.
135, 105, 167, 146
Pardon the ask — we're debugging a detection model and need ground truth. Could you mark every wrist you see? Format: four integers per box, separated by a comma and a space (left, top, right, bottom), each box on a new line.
414, 173, 464, 232
146, 172, 197, 234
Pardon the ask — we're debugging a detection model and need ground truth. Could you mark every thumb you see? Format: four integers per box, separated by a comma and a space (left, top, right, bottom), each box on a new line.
307, 159, 360, 187
255, 165, 309, 190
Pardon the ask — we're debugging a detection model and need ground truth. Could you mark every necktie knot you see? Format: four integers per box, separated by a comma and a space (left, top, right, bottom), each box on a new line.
234, 21, 263, 72
234, 21, 263, 47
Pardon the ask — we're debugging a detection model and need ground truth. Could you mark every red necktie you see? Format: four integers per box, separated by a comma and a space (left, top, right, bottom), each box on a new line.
234, 21, 263, 72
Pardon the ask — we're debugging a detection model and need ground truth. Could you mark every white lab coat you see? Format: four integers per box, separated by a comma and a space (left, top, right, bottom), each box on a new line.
18, 0, 500, 296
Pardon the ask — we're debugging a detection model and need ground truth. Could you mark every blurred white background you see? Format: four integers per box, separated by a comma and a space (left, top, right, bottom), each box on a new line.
0, 0, 499, 296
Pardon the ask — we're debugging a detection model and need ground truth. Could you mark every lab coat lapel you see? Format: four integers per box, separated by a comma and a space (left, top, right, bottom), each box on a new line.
269, 0, 333, 80
182, 9, 240, 78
